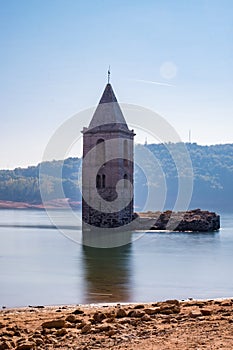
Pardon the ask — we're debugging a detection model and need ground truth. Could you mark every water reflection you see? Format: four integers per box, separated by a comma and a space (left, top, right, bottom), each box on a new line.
82, 241, 132, 304
82, 225, 133, 248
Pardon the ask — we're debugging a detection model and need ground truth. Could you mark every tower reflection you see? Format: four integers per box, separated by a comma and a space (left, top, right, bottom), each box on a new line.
81, 230, 133, 304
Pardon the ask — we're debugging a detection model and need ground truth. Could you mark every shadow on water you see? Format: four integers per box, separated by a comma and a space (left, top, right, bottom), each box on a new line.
81, 231, 133, 304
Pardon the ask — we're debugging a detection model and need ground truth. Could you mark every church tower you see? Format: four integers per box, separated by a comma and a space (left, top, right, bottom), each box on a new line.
82, 79, 135, 228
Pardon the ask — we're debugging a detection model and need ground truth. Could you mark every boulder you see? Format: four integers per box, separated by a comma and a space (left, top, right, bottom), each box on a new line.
116, 308, 127, 318
41, 319, 65, 329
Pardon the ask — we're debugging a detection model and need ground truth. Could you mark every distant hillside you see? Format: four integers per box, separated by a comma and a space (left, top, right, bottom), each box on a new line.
0, 157, 82, 205
142, 143, 233, 212
0, 143, 233, 212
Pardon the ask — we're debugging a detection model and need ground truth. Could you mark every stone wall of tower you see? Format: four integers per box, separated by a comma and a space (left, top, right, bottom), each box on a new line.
82, 128, 134, 228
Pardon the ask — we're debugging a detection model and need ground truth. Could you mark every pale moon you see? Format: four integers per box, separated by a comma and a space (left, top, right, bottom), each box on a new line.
160, 61, 177, 80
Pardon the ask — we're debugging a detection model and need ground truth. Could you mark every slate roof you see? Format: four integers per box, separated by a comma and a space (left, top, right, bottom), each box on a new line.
87, 83, 130, 132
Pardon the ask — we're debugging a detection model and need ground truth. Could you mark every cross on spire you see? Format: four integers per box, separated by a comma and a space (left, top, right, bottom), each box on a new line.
108, 66, 110, 84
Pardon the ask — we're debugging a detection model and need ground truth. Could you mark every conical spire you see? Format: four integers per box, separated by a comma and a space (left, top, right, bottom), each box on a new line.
99, 83, 117, 104
87, 83, 130, 132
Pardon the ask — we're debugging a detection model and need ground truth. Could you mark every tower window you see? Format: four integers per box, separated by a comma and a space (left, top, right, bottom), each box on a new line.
96, 138, 105, 165
102, 174, 106, 188
124, 139, 128, 166
96, 174, 101, 188
124, 174, 128, 188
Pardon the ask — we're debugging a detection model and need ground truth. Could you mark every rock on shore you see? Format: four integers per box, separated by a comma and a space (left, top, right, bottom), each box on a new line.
0, 298, 233, 350
138, 209, 220, 232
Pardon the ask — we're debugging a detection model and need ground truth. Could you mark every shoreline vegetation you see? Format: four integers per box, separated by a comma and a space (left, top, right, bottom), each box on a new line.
1, 298, 233, 349
1, 143, 233, 212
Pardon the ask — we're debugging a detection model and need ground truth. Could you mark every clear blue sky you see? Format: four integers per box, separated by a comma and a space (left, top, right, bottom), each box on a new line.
0, 0, 232, 168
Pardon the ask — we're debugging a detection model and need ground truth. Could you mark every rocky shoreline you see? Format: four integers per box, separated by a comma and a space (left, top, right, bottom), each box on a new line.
1, 298, 233, 349
0, 202, 220, 232
138, 209, 220, 232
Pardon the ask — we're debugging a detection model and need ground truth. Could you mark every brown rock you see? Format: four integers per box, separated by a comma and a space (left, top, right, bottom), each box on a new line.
201, 308, 212, 316
141, 314, 151, 322
72, 309, 84, 315
221, 301, 232, 307
159, 303, 181, 314
130, 319, 140, 326
144, 308, 160, 315
15, 343, 35, 350
77, 321, 87, 329
164, 299, 180, 306
107, 329, 117, 337
81, 323, 92, 334
0, 331, 14, 337
0, 341, 11, 350
118, 318, 131, 324
160, 307, 180, 315
116, 308, 127, 318
41, 319, 66, 329
65, 314, 77, 323
93, 312, 106, 323
189, 310, 202, 318
56, 328, 67, 337
133, 304, 145, 309
65, 321, 76, 328
16, 338, 27, 346
96, 323, 112, 332
127, 310, 145, 318
35, 338, 44, 346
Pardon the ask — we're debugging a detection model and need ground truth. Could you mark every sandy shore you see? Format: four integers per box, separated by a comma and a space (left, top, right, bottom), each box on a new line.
1, 298, 233, 349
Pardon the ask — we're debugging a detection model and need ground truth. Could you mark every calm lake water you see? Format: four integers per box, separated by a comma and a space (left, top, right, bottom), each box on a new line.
0, 209, 233, 308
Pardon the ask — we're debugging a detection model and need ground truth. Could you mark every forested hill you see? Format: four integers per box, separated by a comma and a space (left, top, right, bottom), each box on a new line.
0, 143, 233, 212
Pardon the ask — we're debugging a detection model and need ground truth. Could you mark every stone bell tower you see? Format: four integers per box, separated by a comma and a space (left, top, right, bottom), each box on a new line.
82, 78, 135, 228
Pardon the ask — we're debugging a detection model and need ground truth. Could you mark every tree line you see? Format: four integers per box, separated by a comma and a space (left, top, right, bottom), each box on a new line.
0, 143, 233, 212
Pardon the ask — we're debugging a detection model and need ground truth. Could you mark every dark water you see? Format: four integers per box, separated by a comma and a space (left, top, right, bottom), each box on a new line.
0, 210, 233, 307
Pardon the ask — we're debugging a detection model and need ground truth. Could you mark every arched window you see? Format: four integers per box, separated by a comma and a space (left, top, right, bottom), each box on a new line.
96, 138, 105, 165
124, 139, 128, 166
102, 174, 106, 188
96, 174, 101, 188
124, 174, 128, 188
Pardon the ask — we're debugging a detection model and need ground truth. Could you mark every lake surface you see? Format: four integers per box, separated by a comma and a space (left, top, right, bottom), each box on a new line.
0, 209, 233, 307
